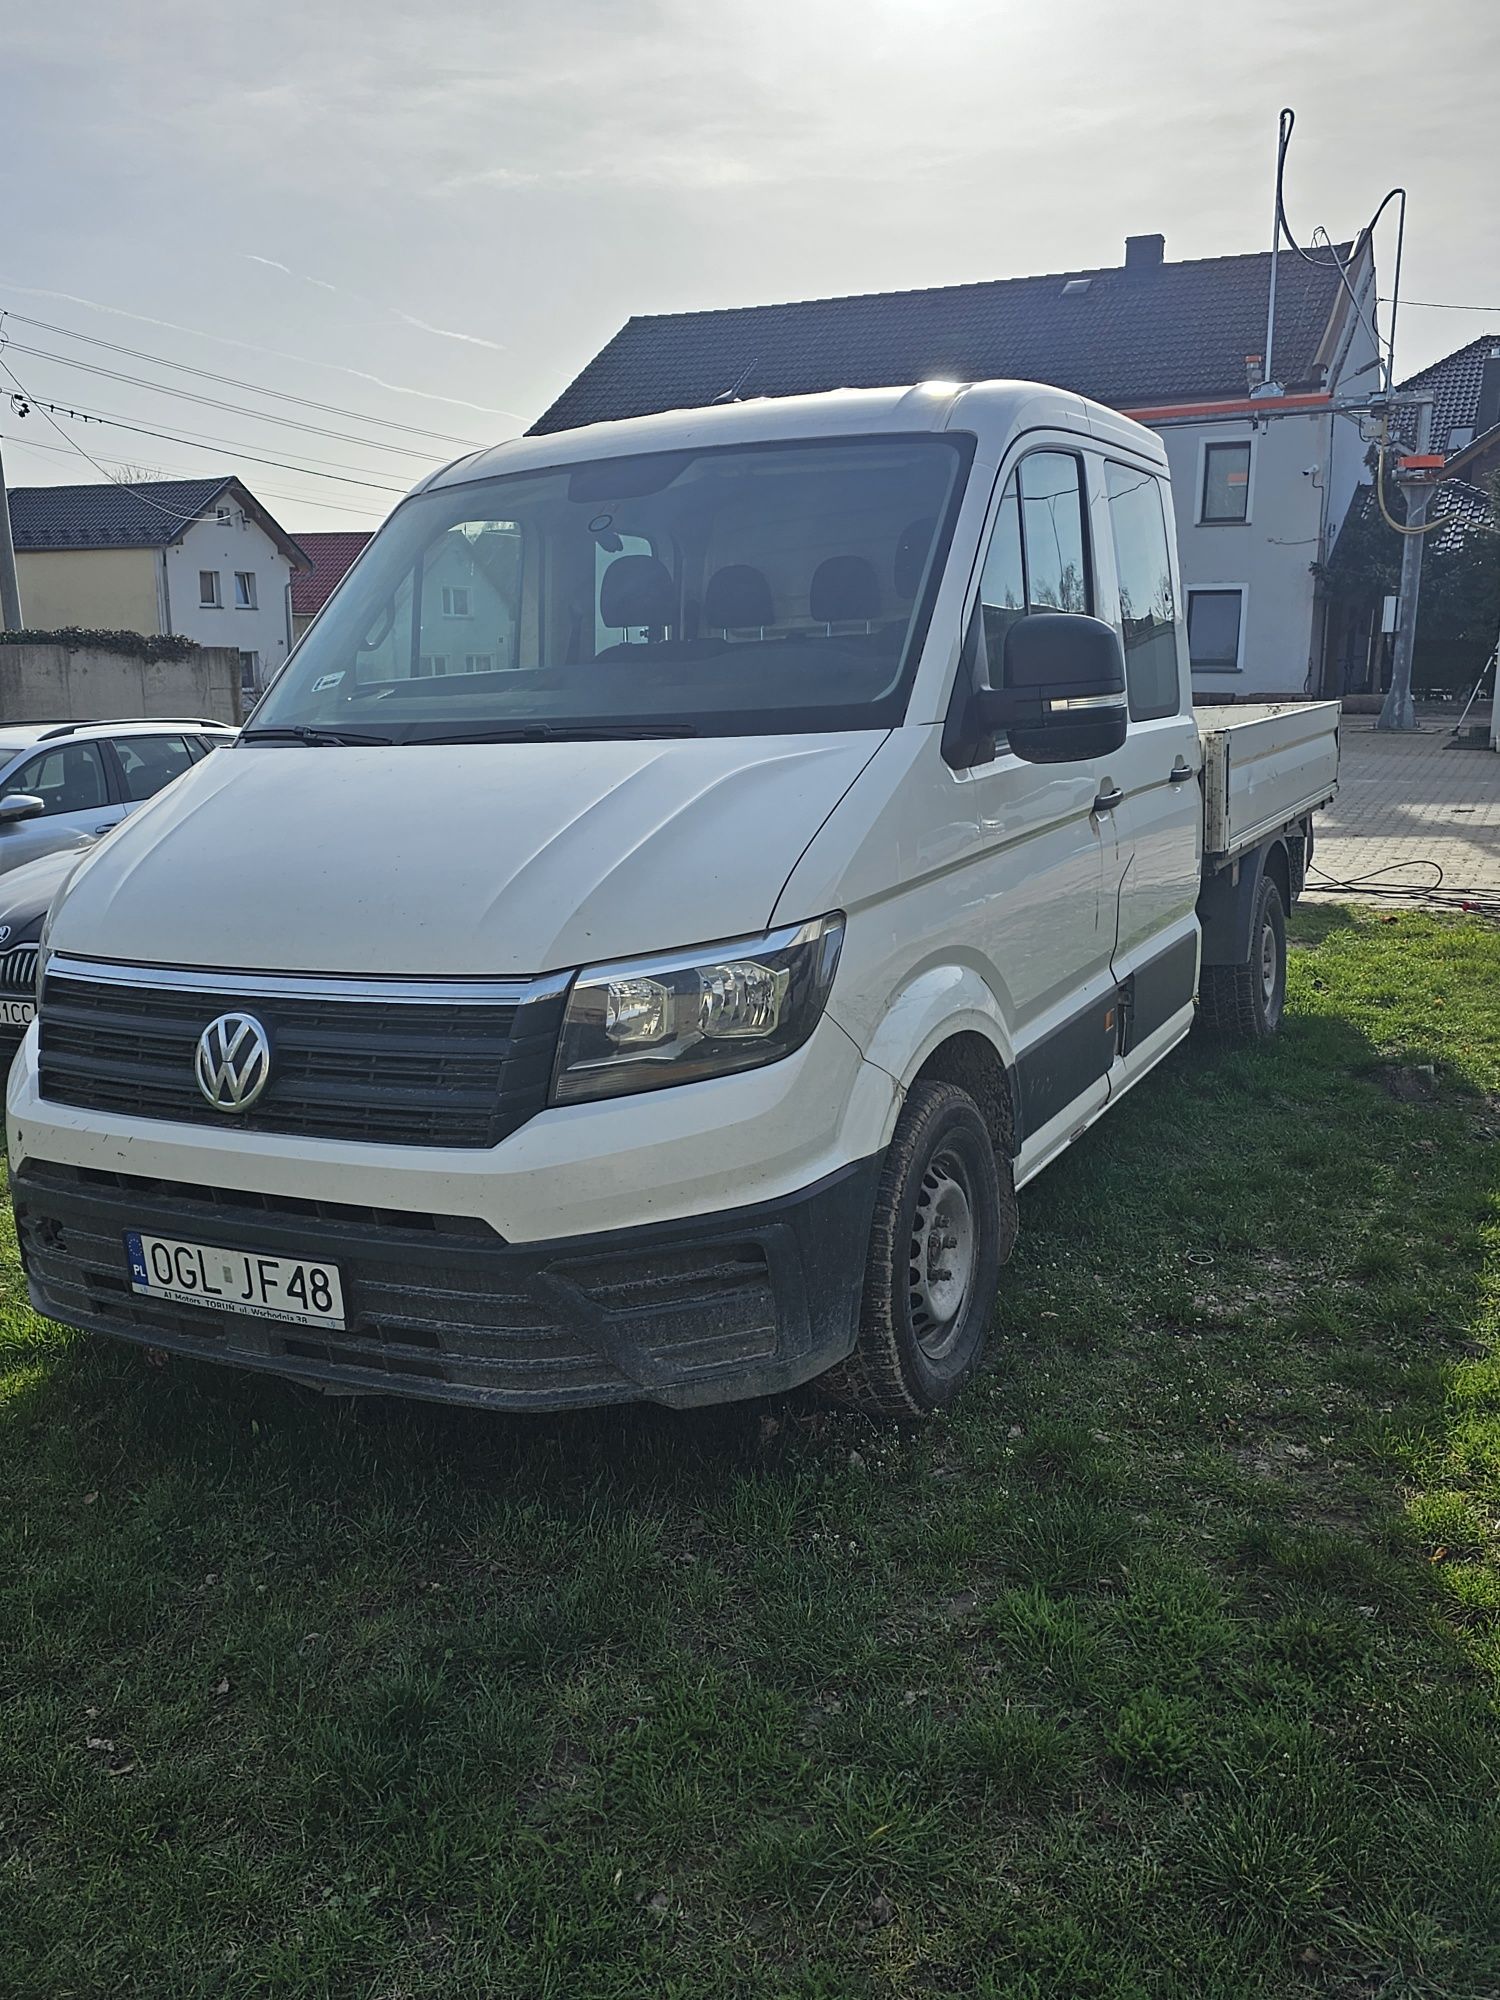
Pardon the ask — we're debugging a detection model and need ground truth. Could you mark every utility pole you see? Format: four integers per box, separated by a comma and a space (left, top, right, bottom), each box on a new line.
0, 435, 22, 632
1377, 397, 1434, 733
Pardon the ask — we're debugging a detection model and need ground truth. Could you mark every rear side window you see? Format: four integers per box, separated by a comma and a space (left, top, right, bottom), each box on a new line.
113, 734, 196, 802
1104, 462, 1181, 720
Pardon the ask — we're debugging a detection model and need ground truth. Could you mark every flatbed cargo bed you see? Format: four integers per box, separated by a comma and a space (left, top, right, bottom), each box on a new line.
1195, 701, 1340, 864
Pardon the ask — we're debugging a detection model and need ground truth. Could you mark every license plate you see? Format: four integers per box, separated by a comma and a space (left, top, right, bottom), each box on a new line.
0, 999, 34, 1027
124, 1231, 345, 1330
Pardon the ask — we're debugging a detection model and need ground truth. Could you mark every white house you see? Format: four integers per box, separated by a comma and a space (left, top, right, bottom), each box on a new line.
8, 477, 311, 702
531, 233, 1382, 700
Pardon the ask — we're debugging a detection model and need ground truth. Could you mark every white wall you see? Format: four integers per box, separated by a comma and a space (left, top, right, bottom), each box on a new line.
1150, 250, 1381, 702
1155, 407, 1331, 701
162, 505, 294, 691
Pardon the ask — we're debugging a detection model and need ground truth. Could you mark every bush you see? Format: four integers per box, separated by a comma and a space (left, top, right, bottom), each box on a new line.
0, 628, 200, 663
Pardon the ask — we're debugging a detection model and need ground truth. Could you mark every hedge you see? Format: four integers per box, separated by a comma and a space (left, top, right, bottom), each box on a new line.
0, 628, 201, 663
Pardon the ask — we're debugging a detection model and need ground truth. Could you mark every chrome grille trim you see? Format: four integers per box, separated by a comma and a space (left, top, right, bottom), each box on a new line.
0, 946, 40, 992
37, 956, 572, 1149
44, 953, 568, 1008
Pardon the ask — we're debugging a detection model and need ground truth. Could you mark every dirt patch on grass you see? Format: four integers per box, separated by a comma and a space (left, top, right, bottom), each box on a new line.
1379, 1064, 1439, 1104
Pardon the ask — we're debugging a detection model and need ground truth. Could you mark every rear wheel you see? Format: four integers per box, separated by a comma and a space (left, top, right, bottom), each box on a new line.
1198, 871, 1287, 1042
821, 1080, 1016, 1416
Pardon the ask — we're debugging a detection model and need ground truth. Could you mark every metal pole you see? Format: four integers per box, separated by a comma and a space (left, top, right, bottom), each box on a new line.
1263, 130, 1280, 389
0, 436, 23, 632
1376, 487, 1428, 730
1376, 398, 1432, 734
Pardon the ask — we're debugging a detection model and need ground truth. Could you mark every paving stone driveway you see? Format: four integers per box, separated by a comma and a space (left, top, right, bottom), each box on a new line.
1306, 712, 1500, 900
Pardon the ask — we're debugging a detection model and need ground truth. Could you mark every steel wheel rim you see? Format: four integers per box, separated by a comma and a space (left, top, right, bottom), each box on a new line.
1260, 914, 1280, 1011
909, 1148, 976, 1356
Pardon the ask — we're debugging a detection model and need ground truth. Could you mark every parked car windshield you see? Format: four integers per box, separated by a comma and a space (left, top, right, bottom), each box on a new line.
249, 435, 969, 741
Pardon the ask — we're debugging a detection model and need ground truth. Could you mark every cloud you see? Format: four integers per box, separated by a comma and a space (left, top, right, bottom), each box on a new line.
244, 256, 509, 353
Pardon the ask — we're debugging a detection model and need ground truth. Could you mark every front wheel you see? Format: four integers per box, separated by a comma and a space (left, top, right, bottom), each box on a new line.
1198, 872, 1287, 1042
821, 1080, 1016, 1417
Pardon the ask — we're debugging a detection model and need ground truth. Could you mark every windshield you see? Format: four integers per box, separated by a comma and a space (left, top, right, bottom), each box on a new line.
251, 434, 970, 742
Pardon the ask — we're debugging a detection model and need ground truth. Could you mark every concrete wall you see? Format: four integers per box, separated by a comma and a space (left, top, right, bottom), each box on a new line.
0, 644, 241, 725
14, 548, 163, 635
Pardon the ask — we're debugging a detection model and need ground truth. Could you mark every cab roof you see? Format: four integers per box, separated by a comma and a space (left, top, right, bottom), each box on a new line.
422, 379, 1168, 494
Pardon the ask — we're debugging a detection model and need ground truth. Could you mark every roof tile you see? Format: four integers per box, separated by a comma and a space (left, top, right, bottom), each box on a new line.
531, 243, 1357, 435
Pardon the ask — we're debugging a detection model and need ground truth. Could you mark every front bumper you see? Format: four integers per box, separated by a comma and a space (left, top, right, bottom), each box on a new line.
14, 1154, 882, 1410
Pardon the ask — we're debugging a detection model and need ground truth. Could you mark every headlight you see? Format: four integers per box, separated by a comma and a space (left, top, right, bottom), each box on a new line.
551, 913, 845, 1104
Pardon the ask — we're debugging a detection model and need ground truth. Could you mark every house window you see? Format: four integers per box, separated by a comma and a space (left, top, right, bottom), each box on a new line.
440, 586, 471, 618
234, 571, 257, 609
1105, 462, 1180, 720
1187, 589, 1244, 672
463, 653, 493, 672
419, 654, 448, 675
1201, 441, 1251, 523
199, 570, 222, 608
238, 651, 260, 701
215, 506, 232, 526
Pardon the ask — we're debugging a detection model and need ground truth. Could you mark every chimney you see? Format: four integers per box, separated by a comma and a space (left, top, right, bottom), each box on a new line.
1124, 233, 1165, 274
1475, 346, 1500, 437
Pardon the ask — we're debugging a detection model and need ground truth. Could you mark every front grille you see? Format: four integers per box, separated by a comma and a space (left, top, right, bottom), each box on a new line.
38, 960, 569, 1149
0, 945, 38, 992
17, 1162, 782, 1409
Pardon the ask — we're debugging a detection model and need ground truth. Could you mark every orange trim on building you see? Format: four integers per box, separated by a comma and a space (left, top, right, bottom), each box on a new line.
1120, 392, 1333, 422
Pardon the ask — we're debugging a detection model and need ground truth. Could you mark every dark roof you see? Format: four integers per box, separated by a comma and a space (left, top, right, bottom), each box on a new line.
1430, 477, 1496, 555
531, 241, 1361, 435
1397, 334, 1500, 454
289, 530, 372, 616
8, 478, 311, 568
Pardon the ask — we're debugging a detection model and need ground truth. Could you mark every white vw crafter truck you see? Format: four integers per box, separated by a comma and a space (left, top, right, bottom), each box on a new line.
8, 383, 1339, 1417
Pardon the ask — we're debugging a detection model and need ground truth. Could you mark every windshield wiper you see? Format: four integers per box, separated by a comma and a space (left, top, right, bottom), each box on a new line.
241, 724, 397, 746
402, 722, 701, 745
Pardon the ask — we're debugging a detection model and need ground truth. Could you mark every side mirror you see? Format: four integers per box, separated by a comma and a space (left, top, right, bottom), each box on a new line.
968, 612, 1128, 765
0, 795, 45, 825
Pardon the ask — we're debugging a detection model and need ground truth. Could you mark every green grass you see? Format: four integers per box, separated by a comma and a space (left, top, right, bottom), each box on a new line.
2, 904, 1499, 1998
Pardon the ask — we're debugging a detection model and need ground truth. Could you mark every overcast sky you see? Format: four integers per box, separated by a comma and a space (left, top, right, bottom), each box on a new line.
2, 0, 1496, 530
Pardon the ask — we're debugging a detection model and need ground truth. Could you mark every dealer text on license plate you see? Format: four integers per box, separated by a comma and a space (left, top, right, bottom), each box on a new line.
124, 1232, 345, 1329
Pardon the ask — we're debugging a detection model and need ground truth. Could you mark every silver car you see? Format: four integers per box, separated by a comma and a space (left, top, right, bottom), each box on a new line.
0, 719, 237, 873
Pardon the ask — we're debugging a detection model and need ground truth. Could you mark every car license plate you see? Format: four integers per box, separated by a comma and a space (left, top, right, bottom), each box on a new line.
124, 1231, 345, 1330
0, 999, 34, 1027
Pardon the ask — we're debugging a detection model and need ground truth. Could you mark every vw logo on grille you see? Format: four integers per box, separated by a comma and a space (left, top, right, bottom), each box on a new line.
194, 1012, 272, 1113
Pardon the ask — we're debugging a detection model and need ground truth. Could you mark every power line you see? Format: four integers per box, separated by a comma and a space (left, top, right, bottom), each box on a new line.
0, 340, 448, 461
1380, 296, 1500, 314
6, 394, 410, 494
0, 429, 389, 522
0, 353, 239, 527
0, 309, 483, 448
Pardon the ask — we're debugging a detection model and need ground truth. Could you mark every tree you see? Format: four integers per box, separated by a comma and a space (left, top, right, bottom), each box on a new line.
1316, 460, 1499, 694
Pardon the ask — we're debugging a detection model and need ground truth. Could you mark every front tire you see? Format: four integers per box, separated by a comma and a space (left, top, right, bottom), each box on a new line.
822, 1080, 1016, 1417
1198, 872, 1287, 1042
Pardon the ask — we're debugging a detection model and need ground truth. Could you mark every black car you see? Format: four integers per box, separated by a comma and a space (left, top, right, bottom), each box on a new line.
0, 839, 96, 1059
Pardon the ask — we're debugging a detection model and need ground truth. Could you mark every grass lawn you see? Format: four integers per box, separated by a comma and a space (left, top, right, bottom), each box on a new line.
2, 905, 1499, 1999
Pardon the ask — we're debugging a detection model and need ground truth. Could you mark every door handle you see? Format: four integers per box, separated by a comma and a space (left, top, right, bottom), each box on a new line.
93, 822, 116, 834
1093, 785, 1124, 813
1168, 763, 1194, 783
